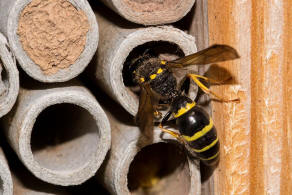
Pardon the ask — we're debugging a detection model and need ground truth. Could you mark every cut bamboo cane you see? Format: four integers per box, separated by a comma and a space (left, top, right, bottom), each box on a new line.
91, 10, 197, 116
0, 0, 98, 82
0, 33, 19, 118
9, 148, 109, 195
97, 107, 201, 195
99, 0, 196, 25
12, 172, 69, 195
1, 83, 111, 186
0, 148, 13, 195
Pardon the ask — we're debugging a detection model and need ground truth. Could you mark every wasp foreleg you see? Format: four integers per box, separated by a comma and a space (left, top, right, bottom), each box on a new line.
187, 74, 239, 103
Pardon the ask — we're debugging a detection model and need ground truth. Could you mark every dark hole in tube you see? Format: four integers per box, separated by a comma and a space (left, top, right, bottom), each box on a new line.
0, 59, 8, 97
127, 142, 190, 195
31, 103, 99, 171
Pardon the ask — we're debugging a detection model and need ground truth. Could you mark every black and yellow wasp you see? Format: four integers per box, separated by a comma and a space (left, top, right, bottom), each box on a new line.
130, 44, 239, 165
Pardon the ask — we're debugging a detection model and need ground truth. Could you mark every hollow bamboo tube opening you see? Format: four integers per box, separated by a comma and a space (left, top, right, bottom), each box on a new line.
91, 15, 197, 115
31, 103, 99, 172
122, 40, 185, 105
2, 85, 111, 186
100, 0, 196, 25
127, 142, 190, 195
0, 0, 98, 82
97, 105, 200, 195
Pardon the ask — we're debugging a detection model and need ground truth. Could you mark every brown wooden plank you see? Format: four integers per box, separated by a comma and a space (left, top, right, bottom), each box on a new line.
208, 0, 292, 194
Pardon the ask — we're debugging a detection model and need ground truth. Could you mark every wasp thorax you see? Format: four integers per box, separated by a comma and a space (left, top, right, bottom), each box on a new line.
133, 57, 163, 84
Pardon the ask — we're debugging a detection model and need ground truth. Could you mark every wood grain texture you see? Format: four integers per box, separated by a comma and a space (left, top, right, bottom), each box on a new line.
208, 0, 292, 194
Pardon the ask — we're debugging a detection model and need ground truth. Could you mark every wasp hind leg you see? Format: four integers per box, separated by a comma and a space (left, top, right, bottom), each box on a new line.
187, 74, 239, 103
159, 123, 185, 144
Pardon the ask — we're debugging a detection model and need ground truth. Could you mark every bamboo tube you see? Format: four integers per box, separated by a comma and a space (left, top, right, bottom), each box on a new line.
0, 0, 98, 82
8, 146, 110, 195
97, 106, 201, 195
1, 83, 111, 186
12, 172, 69, 195
0, 33, 19, 118
91, 9, 197, 116
99, 0, 196, 25
208, 0, 292, 194
0, 148, 13, 195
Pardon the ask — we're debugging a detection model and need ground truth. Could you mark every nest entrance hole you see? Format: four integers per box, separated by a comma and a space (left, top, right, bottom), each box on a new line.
122, 41, 184, 89
127, 142, 190, 195
31, 103, 99, 172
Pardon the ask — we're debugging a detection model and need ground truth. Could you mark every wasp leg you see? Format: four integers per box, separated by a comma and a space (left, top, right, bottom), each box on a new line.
159, 123, 185, 143
189, 73, 231, 85
187, 74, 239, 103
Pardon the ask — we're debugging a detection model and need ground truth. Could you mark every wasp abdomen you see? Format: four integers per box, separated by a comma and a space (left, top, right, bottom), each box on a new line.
176, 107, 220, 166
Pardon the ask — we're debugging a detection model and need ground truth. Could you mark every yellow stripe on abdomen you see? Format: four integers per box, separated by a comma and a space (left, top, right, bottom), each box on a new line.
192, 137, 218, 153
182, 118, 214, 142
200, 151, 219, 161
173, 102, 196, 118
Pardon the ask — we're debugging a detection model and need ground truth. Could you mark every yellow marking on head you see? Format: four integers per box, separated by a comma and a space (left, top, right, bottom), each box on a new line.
157, 68, 163, 74
150, 74, 157, 80
173, 102, 196, 118
161, 60, 167, 65
182, 118, 214, 142
200, 151, 220, 161
192, 137, 218, 153
140, 77, 145, 83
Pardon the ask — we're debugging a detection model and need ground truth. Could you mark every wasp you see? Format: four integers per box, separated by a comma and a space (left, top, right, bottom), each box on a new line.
130, 44, 239, 145
159, 94, 220, 166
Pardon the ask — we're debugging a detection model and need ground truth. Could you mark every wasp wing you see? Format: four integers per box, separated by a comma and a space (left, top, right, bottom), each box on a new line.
167, 44, 239, 68
135, 83, 154, 140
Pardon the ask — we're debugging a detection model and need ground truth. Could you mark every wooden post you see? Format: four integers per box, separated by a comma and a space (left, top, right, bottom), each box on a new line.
208, 0, 292, 194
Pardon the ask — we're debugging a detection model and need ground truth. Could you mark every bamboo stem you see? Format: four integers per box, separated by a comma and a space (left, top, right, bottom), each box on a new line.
97, 106, 201, 195
99, 0, 195, 25
0, 0, 98, 82
1, 83, 111, 186
0, 148, 13, 195
90, 8, 197, 116
0, 33, 19, 118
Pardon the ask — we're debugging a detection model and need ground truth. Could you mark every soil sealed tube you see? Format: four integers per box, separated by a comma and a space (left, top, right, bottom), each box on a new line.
0, 0, 98, 82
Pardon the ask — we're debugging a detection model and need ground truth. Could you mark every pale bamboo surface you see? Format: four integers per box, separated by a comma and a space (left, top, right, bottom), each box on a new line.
1, 82, 111, 186
208, 0, 292, 194
99, 0, 195, 25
